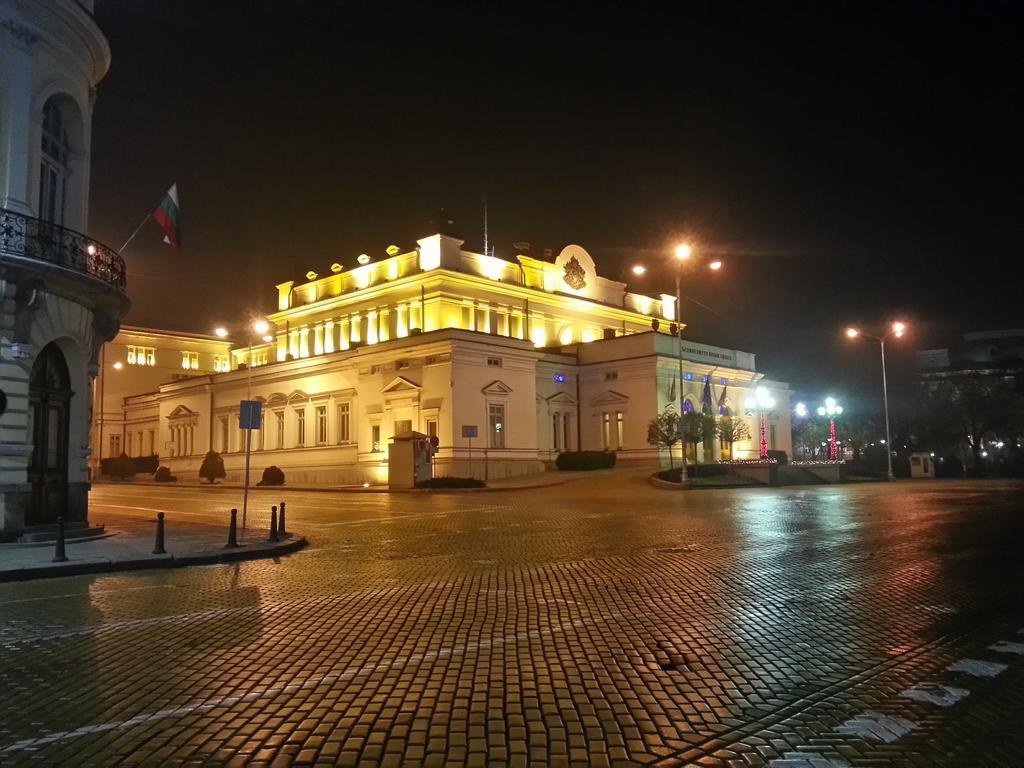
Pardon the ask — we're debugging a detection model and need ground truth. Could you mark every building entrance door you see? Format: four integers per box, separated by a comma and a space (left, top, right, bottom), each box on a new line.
27, 343, 71, 526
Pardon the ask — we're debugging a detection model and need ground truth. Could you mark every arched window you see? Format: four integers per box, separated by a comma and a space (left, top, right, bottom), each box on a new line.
682, 399, 694, 414
39, 99, 71, 225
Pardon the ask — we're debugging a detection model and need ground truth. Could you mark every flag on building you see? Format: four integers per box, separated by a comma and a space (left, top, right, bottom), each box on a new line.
717, 383, 729, 415
668, 376, 676, 403
701, 377, 715, 415
152, 183, 181, 249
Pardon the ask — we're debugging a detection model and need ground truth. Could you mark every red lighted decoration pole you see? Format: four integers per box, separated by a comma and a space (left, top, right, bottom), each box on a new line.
817, 397, 843, 461
744, 386, 775, 460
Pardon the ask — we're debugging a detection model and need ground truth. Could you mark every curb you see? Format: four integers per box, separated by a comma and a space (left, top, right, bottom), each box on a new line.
94, 480, 568, 494
0, 536, 308, 583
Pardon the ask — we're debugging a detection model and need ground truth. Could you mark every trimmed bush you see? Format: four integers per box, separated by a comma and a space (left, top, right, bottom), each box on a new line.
415, 476, 486, 489
199, 451, 226, 483
257, 465, 285, 486
153, 466, 177, 483
107, 452, 136, 480
555, 450, 617, 471
132, 455, 160, 474
766, 449, 789, 465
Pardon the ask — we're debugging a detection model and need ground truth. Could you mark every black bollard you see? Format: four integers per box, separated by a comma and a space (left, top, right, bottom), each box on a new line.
152, 512, 166, 555
268, 506, 279, 542
278, 501, 287, 537
225, 508, 239, 548
52, 516, 68, 563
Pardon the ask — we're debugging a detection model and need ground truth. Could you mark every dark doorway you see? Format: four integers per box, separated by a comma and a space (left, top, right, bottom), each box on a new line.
27, 343, 72, 525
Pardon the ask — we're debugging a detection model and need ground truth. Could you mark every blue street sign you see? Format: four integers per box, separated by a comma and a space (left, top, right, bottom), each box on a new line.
461, 425, 478, 439
239, 400, 262, 430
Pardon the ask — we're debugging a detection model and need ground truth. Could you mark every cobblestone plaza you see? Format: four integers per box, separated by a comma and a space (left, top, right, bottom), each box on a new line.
1, 474, 1022, 766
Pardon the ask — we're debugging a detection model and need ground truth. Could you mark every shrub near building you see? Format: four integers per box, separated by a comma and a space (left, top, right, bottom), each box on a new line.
555, 451, 617, 471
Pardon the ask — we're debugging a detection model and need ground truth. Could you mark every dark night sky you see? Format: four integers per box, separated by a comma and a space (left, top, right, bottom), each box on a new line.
88, 0, 1024, 404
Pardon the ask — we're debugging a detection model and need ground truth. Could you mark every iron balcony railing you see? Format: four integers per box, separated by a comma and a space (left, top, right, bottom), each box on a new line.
0, 207, 126, 290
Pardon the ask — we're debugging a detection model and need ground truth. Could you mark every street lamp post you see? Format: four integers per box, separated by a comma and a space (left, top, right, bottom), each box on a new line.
845, 322, 906, 481
744, 386, 775, 459
816, 397, 843, 460
214, 319, 274, 530
630, 244, 723, 484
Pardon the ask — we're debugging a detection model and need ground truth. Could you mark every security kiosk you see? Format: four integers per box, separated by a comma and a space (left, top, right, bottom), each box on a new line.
388, 430, 433, 489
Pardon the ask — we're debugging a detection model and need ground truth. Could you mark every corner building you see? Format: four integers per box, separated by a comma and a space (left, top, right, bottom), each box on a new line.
117, 235, 792, 484
1, 0, 128, 536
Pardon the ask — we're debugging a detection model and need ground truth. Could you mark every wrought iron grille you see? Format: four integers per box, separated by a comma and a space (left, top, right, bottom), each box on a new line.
0, 208, 126, 290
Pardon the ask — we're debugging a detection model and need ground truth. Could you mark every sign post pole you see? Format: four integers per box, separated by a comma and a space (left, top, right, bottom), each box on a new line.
461, 425, 478, 479
239, 400, 262, 534
242, 428, 252, 531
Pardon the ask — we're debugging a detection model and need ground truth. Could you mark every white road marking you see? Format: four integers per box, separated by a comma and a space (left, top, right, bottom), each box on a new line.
989, 640, 1024, 655
836, 711, 916, 743
770, 754, 850, 768
0, 584, 178, 606
900, 683, 970, 707
0, 611, 627, 754
947, 658, 1008, 677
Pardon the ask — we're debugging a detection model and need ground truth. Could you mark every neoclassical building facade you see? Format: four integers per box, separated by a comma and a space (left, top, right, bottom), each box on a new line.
1, 0, 128, 536
106, 235, 791, 484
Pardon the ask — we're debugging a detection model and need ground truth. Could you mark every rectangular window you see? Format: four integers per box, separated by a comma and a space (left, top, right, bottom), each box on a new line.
110, 434, 121, 456
602, 412, 611, 449
137, 431, 144, 455
275, 411, 284, 449
220, 416, 229, 453
394, 419, 412, 435
213, 355, 229, 372
126, 346, 156, 366
316, 405, 327, 445
769, 424, 777, 450
615, 411, 624, 450
426, 419, 438, 438
487, 357, 502, 368
488, 404, 505, 448
563, 413, 571, 451
605, 371, 618, 381
296, 409, 306, 446
126, 432, 133, 456
337, 403, 351, 443
371, 424, 381, 452
553, 413, 561, 451
182, 351, 198, 370
148, 430, 155, 455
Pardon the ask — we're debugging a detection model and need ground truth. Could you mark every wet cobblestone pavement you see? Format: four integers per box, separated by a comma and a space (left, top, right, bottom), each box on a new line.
1, 474, 1022, 767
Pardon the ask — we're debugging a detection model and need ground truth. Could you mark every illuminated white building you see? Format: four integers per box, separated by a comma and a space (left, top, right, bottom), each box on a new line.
105, 234, 791, 484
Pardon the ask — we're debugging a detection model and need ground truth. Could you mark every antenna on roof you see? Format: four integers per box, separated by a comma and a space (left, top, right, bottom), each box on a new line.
482, 194, 489, 258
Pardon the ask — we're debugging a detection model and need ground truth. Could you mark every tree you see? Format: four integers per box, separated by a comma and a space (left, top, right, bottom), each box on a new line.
678, 411, 713, 464
717, 417, 752, 459
199, 450, 226, 484
647, 411, 680, 469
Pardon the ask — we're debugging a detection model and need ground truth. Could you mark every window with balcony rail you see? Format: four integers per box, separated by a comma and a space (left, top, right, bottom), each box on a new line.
39, 100, 70, 226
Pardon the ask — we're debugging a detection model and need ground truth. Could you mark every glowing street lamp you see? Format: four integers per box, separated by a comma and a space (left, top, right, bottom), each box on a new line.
744, 386, 775, 459
844, 321, 908, 480
630, 242, 723, 484
816, 397, 844, 460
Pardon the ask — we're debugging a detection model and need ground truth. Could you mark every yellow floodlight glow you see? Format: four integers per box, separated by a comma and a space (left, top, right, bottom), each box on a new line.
674, 244, 692, 261
112, 361, 123, 370
631, 264, 647, 275
708, 260, 723, 271
214, 327, 229, 338
845, 327, 860, 338
253, 320, 270, 334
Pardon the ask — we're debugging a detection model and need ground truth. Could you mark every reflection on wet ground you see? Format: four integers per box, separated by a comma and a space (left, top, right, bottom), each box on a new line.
0, 476, 1022, 766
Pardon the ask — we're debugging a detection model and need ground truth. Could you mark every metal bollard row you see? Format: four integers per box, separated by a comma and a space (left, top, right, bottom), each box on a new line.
152, 511, 166, 555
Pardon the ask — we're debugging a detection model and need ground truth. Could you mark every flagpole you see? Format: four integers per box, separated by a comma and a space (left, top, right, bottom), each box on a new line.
117, 213, 152, 254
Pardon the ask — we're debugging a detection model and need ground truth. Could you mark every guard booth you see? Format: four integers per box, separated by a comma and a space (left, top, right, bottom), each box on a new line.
388, 430, 433, 489
909, 452, 935, 479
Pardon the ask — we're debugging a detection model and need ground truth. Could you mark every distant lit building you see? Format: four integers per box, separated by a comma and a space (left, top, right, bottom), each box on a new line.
103, 236, 792, 484
0, 0, 128, 537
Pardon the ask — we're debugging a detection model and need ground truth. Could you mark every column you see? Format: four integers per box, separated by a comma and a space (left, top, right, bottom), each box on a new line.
350, 313, 361, 344
379, 307, 391, 342
339, 317, 350, 350
366, 310, 379, 345
0, 38, 34, 213
276, 332, 287, 362
324, 320, 335, 353
314, 323, 324, 355
396, 304, 409, 338
299, 326, 310, 357
288, 330, 299, 359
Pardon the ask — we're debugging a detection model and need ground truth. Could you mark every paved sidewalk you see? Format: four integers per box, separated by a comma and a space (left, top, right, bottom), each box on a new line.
0, 514, 306, 582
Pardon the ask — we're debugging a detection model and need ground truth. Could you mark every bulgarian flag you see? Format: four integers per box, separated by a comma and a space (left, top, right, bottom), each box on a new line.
152, 183, 181, 249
